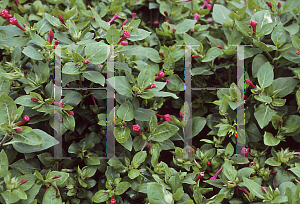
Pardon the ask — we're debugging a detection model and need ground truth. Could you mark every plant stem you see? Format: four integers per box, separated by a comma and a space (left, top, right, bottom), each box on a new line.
264, 51, 273, 62
0, 133, 9, 146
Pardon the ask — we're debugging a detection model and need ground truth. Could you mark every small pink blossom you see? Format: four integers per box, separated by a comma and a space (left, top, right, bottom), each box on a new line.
132, 12, 137, 20
17, 115, 30, 126
241, 147, 249, 157
172, 28, 176, 33
245, 79, 256, 88
121, 41, 128, 46
194, 13, 200, 21
10, 18, 26, 31
155, 71, 165, 79
202, 0, 211, 9
58, 14, 65, 25
206, 4, 212, 10
108, 14, 119, 24
237, 186, 250, 195
296, 51, 300, 55
195, 172, 205, 182
47, 30, 54, 44
250, 19, 258, 34
122, 19, 127, 26
14, 128, 23, 132
117, 30, 131, 44
132, 124, 141, 132
210, 167, 223, 180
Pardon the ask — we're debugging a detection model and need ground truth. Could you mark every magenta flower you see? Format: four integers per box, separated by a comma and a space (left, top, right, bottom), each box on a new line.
179, 0, 192, 2
144, 83, 156, 90
245, 79, 256, 88
172, 28, 176, 34
210, 167, 223, 180
278, 2, 281, 8
202, 0, 211, 9
15, 0, 19, 6
108, 14, 119, 24
194, 13, 200, 21
58, 14, 65, 25
132, 12, 137, 20
250, 19, 258, 34
241, 147, 249, 157
217, 46, 223, 50
164, 11, 168, 16
14, 128, 23, 132
155, 113, 172, 122
266, 1, 272, 9
132, 124, 142, 135
10, 18, 26, 31
206, 4, 212, 10
47, 30, 54, 44
190, 29, 194, 36
52, 175, 62, 179
49, 101, 64, 107
0, 9, 12, 18
122, 19, 127, 26
31, 97, 38, 102
17, 115, 30, 126
195, 172, 205, 182
166, 20, 171, 24
192, 55, 200, 58
155, 71, 165, 79
66, 110, 74, 115
237, 186, 250, 195
84, 60, 89, 64
154, 21, 159, 28
270, 170, 278, 174
188, 148, 195, 153
117, 30, 131, 44
148, 142, 151, 149
54, 39, 60, 49
244, 0, 247, 5
121, 41, 128, 46
296, 51, 300, 55
261, 186, 267, 194
180, 111, 183, 121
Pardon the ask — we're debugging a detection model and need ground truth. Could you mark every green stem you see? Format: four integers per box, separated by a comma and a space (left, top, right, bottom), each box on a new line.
0, 133, 9, 146
264, 51, 273, 62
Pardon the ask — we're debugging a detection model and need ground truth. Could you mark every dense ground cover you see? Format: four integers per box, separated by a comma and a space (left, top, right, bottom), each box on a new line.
1, 0, 300, 203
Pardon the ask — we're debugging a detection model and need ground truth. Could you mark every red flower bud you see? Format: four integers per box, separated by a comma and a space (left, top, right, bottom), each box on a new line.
47, 30, 54, 44
217, 46, 223, 50
58, 14, 66, 25
159, 52, 164, 58
210, 167, 223, 180
132, 12, 137, 19
122, 122, 127, 126
17, 115, 30, 126
261, 186, 267, 194
10, 18, 26, 31
31, 97, 38, 102
266, 1, 272, 9
164, 11, 168, 16
155, 71, 165, 79
84, 60, 89, 64
19, 179, 29, 185
296, 51, 300, 55
250, 19, 258, 34
195, 172, 205, 182
277, 2, 281, 8
75, 63, 78, 66
180, 111, 183, 121
148, 142, 151, 149
55, 40, 60, 45
190, 30, 194, 36
237, 186, 250, 195
207, 161, 211, 166
172, 28, 176, 34
122, 19, 127, 26
245, 79, 256, 88
45, 186, 49, 190
85, 177, 90, 180
270, 170, 278, 174
66, 110, 74, 115
52, 175, 62, 179
117, 30, 131, 44
24, 70, 27, 75
108, 14, 119, 24
14, 127, 22, 132
279, 120, 282, 126
121, 41, 128, 46
192, 55, 200, 58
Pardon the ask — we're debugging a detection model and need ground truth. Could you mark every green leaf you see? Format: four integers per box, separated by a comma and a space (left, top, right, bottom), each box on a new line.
235, 20, 252, 37
128, 29, 151, 41
128, 169, 140, 179
44, 13, 62, 27
150, 124, 179, 142
63, 113, 75, 132
82, 71, 105, 86
291, 35, 300, 50
12, 129, 59, 153
22, 46, 44, 60
273, 77, 299, 98
85, 43, 108, 65
265, 157, 281, 166
253, 39, 277, 52
254, 95, 272, 103
92, 190, 110, 203
114, 126, 130, 144
166, 74, 184, 91
288, 166, 300, 177
223, 161, 237, 181
254, 104, 277, 129
192, 117, 206, 137
147, 183, 174, 204
115, 182, 131, 195
134, 108, 155, 121
8, 130, 44, 146
257, 22, 276, 37
106, 25, 120, 45
137, 66, 153, 88
264, 131, 281, 146
0, 149, 8, 178
117, 101, 134, 121
282, 0, 300, 14
243, 177, 265, 199
0, 92, 17, 124
175, 19, 197, 34
212, 4, 232, 25
257, 62, 274, 88
107, 158, 127, 173
108, 76, 132, 97
48, 171, 69, 185
131, 151, 147, 168
42, 184, 62, 204
271, 22, 286, 48
225, 143, 234, 157
62, 91, 82, 107
202, 47, 223, 62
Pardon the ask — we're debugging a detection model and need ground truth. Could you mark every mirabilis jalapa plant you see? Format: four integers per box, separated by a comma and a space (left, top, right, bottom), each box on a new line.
0, 0, 300, 203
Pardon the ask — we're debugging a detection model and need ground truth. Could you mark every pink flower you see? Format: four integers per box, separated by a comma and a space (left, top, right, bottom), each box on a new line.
188, 148, 195, 153
155, 113, 172, 122
237, 186, 250, 195
190, 30, 194, 36
206, 4, 212, 10
192, 55, 200, 58
210, 167, 223, 180
132, 124, 142, 135
194, 13, 200, 21
266, 1, 272, 9
66, 110, 74, 115
84, 60, 89, 64
17, 115, 30, 126
155, 71, 165, 79
15, 0, 19, 6
117, 30, 131, 44
164, 11, 168, 16
10, 18, 26, 31
122, 19, 127, 26
207, 161, 211, 166
166, 79, 170, 84
49, 101, 64, 107
58, 14, 65, 25
217, 46, 223, 50
31, 97, 38, 102
241, 147, 249, 157
108, 14, 119, 24
250, 19, 258, 34
121, 41, 128, 46
202, 0, 211, 9
261, 186, 267, 194
154, 21, 159, 28
270, 170, 278, 174
144, 83, 156, 90
19, 179, 29, 185
195, 172, 205, 182
0, 9, 11, 18
172, 28, 176, 33
180, 111, 183, 121
278, 2, 281, 8
55, 40, 60, 45
166, 20, 171, 24
14, 128, 23, 132
159, 52, 164, 58
148, 142, 151, 149
244, 0, 247, 5
296, 51, 300, 55
132, 12, 137, 20
47, 30, 54, 44
245, 79, 256, 88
